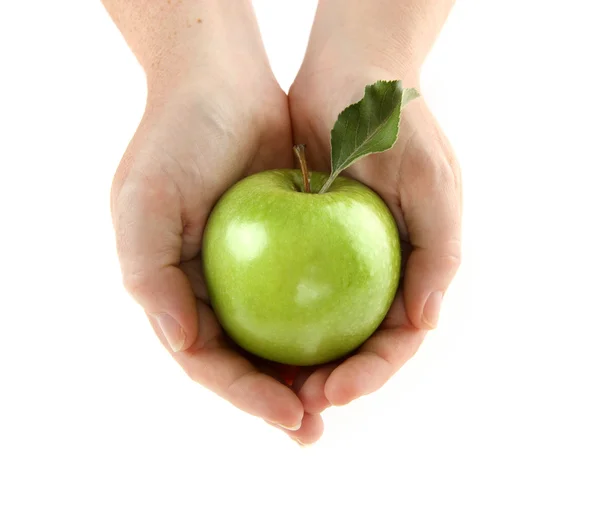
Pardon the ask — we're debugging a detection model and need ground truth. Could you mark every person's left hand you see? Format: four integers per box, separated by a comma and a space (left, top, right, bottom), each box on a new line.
287, 66, 463, 416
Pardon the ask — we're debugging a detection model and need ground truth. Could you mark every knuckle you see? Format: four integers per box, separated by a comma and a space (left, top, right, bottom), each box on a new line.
436, 159, 461, 196
111, 150, 181, 222
121, 269, 152, 298
181, 363, 201, 385
439, 246, 462, 274
113, 218, 130, 259
110, 152, 136, 219
446, 149, 461, 177
116, 173, 174, 215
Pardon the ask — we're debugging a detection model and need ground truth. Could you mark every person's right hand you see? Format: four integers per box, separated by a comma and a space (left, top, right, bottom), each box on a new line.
110, 55, 324, 442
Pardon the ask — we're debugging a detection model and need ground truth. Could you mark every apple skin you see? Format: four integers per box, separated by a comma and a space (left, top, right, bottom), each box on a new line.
202, 170, 400, 366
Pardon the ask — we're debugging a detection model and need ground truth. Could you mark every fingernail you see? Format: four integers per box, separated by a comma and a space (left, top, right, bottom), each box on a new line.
155, 313, 186, 352
279, 422, 302, 431
422, 291, 443, 329
294, 438, 311, 447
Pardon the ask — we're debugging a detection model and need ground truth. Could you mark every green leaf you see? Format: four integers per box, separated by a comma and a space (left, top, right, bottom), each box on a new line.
320, 80, 419, 193
401, 87, 420, 109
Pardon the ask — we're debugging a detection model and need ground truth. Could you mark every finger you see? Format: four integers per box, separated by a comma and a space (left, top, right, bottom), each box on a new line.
267, 413, 325, 446
112, 172, 198, 353
324, 325, 426, 406
180, 258, 209, 301
293, 364, 337, 414
298, 295, 409, 408
150, 301, 305, 430
400, 132, 462, 330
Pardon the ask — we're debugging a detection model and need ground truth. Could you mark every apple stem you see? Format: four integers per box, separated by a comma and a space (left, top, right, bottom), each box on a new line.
293, 144, 311, 193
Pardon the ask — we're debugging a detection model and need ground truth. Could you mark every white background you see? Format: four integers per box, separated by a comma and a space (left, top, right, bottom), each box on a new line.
1, 1, 599, 508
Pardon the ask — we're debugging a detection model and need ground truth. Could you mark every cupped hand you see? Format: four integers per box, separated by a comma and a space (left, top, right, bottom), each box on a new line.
288, 66, 462, 413
110, 67, 325, 443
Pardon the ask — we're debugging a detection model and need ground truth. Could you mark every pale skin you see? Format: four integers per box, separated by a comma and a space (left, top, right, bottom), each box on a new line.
103, 0, 461, 445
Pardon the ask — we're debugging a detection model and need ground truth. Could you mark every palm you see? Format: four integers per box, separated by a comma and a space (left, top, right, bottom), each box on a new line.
287, 74, 458, 411
163, 89, 332, 442
172, 99, 298, 395
183, 105, 346, 434
114, 82, 330, 441
170, 97, 296, 380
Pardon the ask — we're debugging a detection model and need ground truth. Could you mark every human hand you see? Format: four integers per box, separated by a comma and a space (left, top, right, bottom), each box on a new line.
288, 63, 462, 413
110, 48, 330, 442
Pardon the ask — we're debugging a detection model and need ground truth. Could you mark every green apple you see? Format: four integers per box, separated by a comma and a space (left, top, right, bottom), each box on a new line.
202, 170, 400, 366
202, 80, 418, 366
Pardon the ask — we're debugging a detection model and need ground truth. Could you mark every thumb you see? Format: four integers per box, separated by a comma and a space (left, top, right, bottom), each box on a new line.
112, 173, 198, 352
402, 156, 462, 330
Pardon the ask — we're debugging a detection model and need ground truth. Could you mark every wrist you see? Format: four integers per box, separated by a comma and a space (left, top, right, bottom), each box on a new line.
301, 0, 454, 79
136, 1, 273, 101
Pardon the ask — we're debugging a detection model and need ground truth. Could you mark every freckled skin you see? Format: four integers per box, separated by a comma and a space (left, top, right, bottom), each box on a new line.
202, 170, 400, 366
